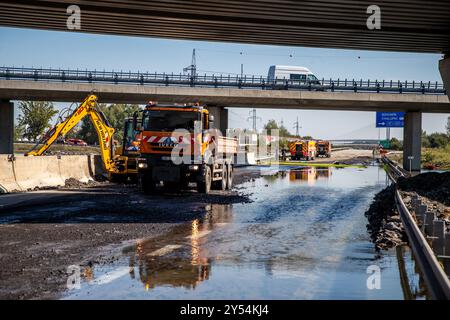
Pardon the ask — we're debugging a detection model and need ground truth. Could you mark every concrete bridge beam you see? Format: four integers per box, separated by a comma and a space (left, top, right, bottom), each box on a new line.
439, 54, 450, 100
402, 111, 422, 172
207, 106, 228, 135
0, 100, 14, 154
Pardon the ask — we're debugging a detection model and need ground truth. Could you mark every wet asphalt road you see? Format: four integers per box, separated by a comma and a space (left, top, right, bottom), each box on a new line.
0, 165, 425, 299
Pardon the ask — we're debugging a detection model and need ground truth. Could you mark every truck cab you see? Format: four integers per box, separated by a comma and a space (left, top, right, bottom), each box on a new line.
316, 140, 331, 158
289, 140, 316, 161
111, 118, 141, 182
136, 103, 237, 194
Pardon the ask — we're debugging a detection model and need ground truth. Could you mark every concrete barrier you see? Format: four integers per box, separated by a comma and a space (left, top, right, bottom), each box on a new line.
14, 155, 64, 190
58, 155, 92, 183
0, 155, 21, 192
0, 155, 99, 193
246, 152, 256, 165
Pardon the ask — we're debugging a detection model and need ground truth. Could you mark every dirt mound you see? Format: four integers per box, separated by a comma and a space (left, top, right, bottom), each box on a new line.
365, 185, 406, 250
63, 178, 106, 189
397, 172, 450, 206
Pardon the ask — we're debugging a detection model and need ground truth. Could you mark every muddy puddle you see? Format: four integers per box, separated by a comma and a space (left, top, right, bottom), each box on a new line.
64, 166, 426, 300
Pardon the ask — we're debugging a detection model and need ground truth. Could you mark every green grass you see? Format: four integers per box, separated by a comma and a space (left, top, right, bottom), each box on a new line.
14, 143, 100, 155
261, 161, 366, 169
388, 146, 450, 171
422, 146, 450, 170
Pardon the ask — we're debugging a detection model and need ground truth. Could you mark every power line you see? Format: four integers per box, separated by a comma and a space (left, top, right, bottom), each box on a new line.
293, 116, 302, 137
195, 47, 427, 60
183, 49, 197, 78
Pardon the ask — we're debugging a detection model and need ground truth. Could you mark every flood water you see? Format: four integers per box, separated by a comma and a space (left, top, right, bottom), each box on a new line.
65, 165, 425, 300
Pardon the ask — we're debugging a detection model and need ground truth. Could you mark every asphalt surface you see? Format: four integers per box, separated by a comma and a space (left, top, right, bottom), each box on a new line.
0, 167, 259, 299
0, 150, 380, 300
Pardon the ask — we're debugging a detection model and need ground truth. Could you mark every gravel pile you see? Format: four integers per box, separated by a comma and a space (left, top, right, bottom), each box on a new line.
401, 192, 450, 234
397, 172, 450, 206
63, 178, 107, 189
365, 185, 406, 250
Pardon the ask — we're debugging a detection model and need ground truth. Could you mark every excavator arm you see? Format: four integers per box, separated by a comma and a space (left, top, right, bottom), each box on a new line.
26, 94, 117, 173
26, 94, 96, 156
88, 104, 116, 173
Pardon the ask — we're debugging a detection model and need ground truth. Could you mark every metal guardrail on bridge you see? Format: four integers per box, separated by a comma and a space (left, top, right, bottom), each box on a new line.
0, 67, 446, 94
382, 157, 450, 300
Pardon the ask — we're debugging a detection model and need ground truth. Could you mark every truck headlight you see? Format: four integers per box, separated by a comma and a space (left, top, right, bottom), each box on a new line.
189, 165, 199, 171
138, 162, 148, 169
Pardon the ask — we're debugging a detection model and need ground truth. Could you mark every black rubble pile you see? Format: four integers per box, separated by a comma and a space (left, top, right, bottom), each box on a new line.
365, 185, 406, 250
397, 172, 450, 206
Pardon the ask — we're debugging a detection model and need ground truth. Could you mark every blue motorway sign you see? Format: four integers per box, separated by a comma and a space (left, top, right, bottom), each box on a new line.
376, 112, 404, 128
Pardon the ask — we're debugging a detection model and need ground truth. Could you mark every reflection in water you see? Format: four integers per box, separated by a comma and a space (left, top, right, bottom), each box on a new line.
395, 246, 429, 299
66, 166, 426, 300
126, 204, 233, 291
289, 167, 331, 185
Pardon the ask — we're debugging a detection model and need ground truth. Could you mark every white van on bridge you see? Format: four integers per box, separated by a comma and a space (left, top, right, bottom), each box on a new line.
267, 65, 321, 85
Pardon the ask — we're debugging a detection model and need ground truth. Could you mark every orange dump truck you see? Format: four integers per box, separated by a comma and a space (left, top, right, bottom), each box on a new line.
316, 140, 331, 158
289, 140, 316, 160
135, 103, 237, 194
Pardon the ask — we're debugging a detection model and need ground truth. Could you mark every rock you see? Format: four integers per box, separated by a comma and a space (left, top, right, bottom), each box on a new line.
384, 222, 403, 232
365, 185, 406, 251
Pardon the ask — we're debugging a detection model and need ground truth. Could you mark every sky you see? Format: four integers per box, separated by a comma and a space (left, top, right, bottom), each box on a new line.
0, 26, 448, 140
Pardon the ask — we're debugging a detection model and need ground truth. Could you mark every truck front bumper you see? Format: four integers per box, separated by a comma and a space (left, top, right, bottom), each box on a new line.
137, 157, 201, 183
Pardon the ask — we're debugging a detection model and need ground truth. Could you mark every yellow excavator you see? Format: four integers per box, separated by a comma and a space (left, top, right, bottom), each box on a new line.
26, 94, 139, 182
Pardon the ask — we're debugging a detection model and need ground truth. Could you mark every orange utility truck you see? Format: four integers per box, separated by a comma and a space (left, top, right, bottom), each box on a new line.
135, 103, 237, 194
289, 140, 316, 160
316, 140, 331, 158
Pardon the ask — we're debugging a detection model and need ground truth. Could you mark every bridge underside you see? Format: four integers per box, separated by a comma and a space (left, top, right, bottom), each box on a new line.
0, 1, 449, 53
1, 1, 450, 171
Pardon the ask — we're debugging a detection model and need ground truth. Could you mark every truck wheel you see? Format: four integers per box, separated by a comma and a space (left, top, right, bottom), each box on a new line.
220, 166, 227, 191
197, 166, 211, 194
226, 165, 233, 190
138, 173, 155, 194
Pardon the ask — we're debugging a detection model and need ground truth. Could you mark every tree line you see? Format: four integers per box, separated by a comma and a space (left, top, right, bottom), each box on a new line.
14, 101, 140, 145
14, 101, 450, 151
388, 118, 450, 151
263, 119, 313, 149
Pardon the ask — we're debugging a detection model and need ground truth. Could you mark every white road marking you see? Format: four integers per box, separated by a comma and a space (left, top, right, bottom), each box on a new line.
91, 266, 130, 285
147, 244, 182, 256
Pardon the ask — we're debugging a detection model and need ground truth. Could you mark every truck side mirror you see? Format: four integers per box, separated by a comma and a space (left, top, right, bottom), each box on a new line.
208, 115, 214, 123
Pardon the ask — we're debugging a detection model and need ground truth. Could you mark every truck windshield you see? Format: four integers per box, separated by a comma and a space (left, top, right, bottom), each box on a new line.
143, 110, 199, 131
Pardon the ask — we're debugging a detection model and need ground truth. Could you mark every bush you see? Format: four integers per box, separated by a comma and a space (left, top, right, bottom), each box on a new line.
428, 132, 450, 148
422, 131, 450, 149
389, 137, 402, 150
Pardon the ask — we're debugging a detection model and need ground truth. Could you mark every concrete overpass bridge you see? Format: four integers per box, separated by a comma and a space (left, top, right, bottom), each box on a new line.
1, 1, 450, 171
0, 68, 448, 172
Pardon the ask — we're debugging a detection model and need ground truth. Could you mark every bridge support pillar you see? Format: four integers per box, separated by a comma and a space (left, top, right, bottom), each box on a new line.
207, 106, 228, 134
402, 111, 422, 172
439, 54, 450, 99
0, 100, 14, 154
